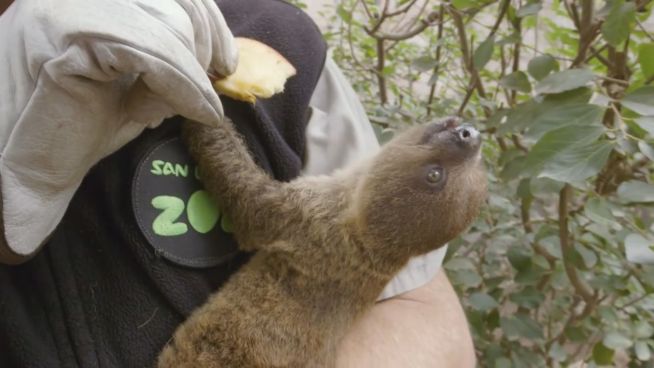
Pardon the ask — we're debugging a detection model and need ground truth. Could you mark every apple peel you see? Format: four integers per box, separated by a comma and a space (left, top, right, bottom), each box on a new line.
213, 38, 297, 104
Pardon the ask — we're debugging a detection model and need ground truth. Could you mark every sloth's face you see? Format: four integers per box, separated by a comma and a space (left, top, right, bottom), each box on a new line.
357, 117, 487, 257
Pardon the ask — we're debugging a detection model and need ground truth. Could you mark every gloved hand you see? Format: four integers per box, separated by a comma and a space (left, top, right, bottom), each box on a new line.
0, 0, 238, 264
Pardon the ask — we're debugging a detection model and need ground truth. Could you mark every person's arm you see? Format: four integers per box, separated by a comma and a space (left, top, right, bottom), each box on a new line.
336, 271, 476, 367
305, 56, 476, 367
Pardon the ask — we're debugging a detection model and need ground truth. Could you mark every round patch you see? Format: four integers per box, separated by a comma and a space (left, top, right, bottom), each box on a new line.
132, 137, 239, 268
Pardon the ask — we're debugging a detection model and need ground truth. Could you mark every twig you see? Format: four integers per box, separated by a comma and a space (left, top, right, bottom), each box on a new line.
386, 0, 420, 17
559, 184, 595, 303
488, 0, 510, 37
586, 45, 613, 69
375, 39, 388, 104
636, 19, 654, 42
368, 0, 391, 34
373, 13, 439, 41
596, 75, 630, 86
571, 0, 599, 67
450, 5, 489, 115
359, 0, 373, 19
426, 5, 446, 117
346, 1, 373, 74
618, 293, 650, 310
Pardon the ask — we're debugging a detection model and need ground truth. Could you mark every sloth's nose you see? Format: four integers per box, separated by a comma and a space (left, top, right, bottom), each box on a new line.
455, 124, 481, 148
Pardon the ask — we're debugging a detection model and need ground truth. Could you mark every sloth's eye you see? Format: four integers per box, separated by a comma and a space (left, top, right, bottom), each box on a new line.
426, 167, 444, 184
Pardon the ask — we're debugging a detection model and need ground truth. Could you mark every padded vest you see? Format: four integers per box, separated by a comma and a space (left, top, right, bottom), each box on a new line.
0, 1, 326, 366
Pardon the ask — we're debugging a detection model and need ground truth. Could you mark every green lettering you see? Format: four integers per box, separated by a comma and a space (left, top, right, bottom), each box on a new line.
151, 160, 164, 175
151, 196, 188, 236
175, 164, 189, 178
187, 190, 220, 234
162, 162, 175, 176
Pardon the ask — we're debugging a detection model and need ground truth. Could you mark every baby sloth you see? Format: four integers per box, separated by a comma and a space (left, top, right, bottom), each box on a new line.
158, 117, 487, 368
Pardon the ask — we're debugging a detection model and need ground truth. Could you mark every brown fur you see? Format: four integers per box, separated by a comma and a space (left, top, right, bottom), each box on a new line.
157, 117, 487, 368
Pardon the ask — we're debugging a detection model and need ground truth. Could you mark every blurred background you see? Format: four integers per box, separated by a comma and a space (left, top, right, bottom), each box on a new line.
293, 0, 654, 366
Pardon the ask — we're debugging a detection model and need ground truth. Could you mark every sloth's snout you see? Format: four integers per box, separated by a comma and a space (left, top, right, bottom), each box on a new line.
419, 118, 482, 151
455, 124, 481, 149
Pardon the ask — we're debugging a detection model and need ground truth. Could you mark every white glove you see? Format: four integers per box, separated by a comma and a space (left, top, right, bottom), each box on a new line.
0, 0, 238, 263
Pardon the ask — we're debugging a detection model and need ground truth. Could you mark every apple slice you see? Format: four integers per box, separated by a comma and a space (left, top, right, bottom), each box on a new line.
213, 38, 297, 104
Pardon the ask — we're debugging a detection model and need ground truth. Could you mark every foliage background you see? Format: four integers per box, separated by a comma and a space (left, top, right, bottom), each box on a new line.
294, 0, 654, 366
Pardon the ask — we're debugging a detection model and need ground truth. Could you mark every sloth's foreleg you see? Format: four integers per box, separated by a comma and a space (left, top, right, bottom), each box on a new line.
183, 120, 303, 250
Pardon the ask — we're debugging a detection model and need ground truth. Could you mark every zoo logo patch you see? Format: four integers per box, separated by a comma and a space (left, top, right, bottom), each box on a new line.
132, 137, 239, 268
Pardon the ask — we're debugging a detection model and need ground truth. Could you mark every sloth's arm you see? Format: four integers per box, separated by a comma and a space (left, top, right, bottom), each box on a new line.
183, 120, 303, 250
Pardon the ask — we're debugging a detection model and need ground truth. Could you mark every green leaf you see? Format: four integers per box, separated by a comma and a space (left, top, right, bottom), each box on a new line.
381, 65, 395, 76
508, 245, 532, 271
633, 321, 654, 339
515, 263, 548, 285
635, 341, 651, 361
449, 269, 482, 288
639, 43, 654, 78
625, 233, 654, 264
548, 342, 567, 362
496, 32, 521, 45
444, 257, 476, 271
638, 141, 654, 161
517, 178, 532, 199
494, 357, 512, 368
603, 331, 633, 349
468, 292, 499, 311
500, 314, 544, 340
543, 87, 594, 104
412, 56, 438, 72
372, 125, 395, 144
509, 286, 544, 308
617, 180, 654, 203
599, 306, 620, 323
516, 2, 542, 17
499, 88, 594, 135
527, 54, 559, 80
565, 246, 586, 270
535, 69, 595, 95
593, 342, 614, 365
622, 86, 654, 116
584, 197, 617, 225
336, 5, 352, 24
539, 141, 613, 185
601, 0, 637, 47
473, 36, 495, 70
499, 71, 532, 93
575, 243, 598, 268
565, 325, 589, 342
525, 103, 604, 140
452, 0, 477, 9
635, 116, 654, 136
523, 124, 606, 180
642, 266, 654, 292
